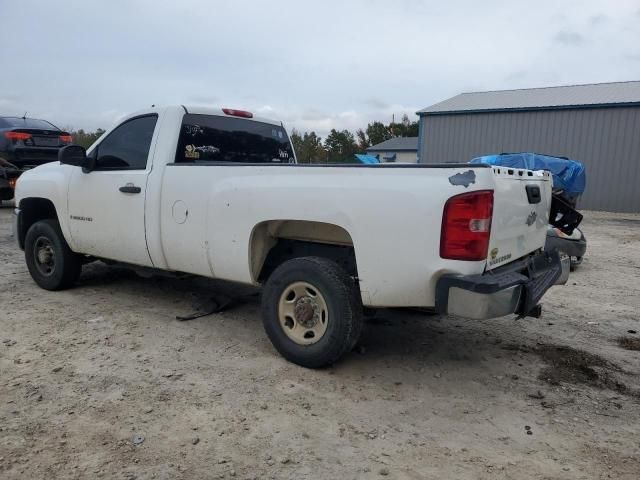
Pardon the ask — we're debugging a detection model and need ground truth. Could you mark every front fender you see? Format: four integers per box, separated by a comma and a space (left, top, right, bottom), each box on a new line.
14, 163, 74, 249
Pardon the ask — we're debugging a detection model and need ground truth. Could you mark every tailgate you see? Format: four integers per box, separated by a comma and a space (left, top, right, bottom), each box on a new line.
487, 167, 552, 270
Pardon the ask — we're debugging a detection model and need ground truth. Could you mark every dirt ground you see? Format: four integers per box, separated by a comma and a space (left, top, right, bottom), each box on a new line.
1, 205, 639, 480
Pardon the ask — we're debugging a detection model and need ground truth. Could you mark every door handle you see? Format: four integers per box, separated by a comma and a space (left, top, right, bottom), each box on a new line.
119, 184, 141, 194
525, 185, 541, 204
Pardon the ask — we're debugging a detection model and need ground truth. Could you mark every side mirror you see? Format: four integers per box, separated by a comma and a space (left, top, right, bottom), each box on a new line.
58, 145, 95, 172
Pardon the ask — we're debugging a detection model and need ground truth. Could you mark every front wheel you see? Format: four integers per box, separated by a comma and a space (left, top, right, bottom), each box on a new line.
25, 219, 82, 290
261, 257, 363, 368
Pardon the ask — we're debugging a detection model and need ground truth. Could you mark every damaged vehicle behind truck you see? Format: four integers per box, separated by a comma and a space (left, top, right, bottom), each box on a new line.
14, 105, 572, 367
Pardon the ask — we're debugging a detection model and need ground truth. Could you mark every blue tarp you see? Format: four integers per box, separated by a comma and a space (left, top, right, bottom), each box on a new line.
470, 153, 586, 197
354, 154, 380, 164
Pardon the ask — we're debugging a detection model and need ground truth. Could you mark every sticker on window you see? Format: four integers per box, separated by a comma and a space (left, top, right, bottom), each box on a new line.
185, 144, 200, 159
195, 145, 220, 154
185, 125, 203, 137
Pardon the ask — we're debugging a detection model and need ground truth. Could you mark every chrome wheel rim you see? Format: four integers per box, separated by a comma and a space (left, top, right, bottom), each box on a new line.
33, 236, 56, 277
278, 281, 329, 345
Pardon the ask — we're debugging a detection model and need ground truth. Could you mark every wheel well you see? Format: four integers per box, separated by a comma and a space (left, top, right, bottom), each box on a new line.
250, 220, 357, 282
17, 197, 58, 249
258, 239, 358, 283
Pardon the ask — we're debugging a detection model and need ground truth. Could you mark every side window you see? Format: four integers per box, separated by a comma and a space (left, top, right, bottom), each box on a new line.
95, 115, 157, 170
174, 114, 294, 164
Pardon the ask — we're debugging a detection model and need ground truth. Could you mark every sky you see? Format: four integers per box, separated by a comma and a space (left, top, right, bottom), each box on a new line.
1, 0, 640, 137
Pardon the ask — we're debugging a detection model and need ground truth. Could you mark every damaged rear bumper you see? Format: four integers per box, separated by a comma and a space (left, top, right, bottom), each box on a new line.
435, 250, 566, 320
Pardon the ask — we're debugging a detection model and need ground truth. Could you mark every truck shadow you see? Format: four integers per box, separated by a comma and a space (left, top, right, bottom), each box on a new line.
76, 261, 511, 375
353, 309, 501, 366
78, 262, 507, 344
69, 261, 637, 403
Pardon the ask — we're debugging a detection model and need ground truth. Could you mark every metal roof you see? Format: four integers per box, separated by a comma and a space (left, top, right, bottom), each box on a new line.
418, 81, 640, 115
366, 136, 418, 152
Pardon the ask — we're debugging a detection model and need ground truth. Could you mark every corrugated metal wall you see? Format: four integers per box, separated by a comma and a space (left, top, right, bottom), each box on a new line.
419, 107, 640, 212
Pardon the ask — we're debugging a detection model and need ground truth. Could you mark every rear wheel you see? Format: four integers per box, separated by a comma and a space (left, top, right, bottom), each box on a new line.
25, 219, 82, 290
261, 257, 363, 368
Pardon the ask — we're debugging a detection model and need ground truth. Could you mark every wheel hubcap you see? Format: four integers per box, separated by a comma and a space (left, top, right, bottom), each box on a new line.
33, 236, 56, 277
278, 281, 328, 345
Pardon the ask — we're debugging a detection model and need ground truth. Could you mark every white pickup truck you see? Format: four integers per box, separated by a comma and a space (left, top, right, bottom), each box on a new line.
14, 105, 567, 367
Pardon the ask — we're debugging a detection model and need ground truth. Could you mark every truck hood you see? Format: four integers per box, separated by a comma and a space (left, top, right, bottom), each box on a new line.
14, 161, 66, 205
17, 161, 60, 180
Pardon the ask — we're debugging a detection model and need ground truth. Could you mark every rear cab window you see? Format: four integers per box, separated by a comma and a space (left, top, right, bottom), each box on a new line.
175, 114, 295, 164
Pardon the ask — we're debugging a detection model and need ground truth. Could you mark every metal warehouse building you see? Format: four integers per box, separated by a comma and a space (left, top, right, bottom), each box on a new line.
417, 81, 640, 212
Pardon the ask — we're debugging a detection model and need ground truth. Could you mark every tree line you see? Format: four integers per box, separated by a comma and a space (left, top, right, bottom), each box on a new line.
66, 128, 106, 149
291, 114, 419, 163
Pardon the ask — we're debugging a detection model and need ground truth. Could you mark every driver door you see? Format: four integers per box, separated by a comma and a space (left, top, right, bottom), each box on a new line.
67, 115, 158, 266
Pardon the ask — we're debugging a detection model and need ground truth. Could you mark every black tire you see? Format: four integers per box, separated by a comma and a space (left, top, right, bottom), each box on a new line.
25, 219, 82, 290
347, 287, 365, 351
261, 256, 363, 368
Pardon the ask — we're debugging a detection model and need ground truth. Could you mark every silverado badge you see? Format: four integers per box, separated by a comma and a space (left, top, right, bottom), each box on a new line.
526, 210, 537, 226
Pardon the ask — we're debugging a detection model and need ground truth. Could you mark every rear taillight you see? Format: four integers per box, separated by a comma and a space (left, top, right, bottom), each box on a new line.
8, 178, 17, 189
440, 190, 494, 261
222, 108, 253, 118
4, 131, 32, 141
59, 135, 73, 143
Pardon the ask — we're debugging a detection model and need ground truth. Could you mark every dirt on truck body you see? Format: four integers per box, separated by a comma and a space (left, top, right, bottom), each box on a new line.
1, 207, 639, 479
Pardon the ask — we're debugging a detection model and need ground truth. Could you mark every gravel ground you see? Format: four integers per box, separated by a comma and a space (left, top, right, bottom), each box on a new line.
1, 205, 639, 479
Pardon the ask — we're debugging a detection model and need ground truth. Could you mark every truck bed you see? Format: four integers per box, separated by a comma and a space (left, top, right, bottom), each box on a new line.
153, 161, 550, 307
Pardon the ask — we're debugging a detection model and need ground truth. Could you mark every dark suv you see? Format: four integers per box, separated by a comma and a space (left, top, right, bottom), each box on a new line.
0, 116, 71, 201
